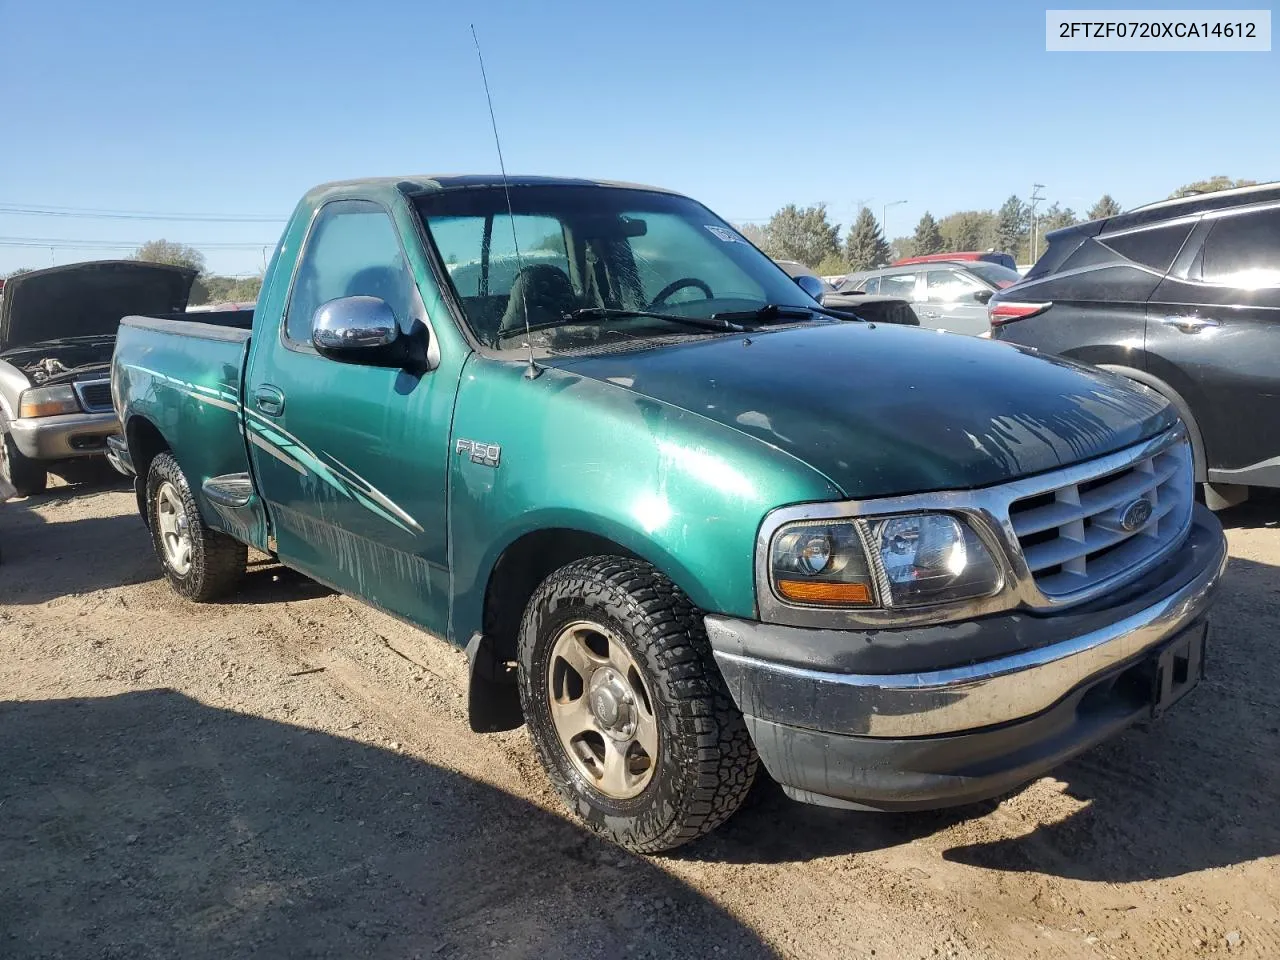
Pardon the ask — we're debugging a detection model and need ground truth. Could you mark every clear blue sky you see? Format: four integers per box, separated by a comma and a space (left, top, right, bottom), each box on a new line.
1, 0, 1275, 276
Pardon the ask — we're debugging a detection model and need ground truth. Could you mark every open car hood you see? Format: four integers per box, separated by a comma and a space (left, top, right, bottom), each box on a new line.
0, 260, 197, 352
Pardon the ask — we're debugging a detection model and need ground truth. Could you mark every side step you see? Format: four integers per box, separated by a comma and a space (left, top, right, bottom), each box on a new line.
202, 473, 255, 507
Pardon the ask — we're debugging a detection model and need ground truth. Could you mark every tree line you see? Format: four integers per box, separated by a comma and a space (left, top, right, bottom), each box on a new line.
736, 176, 1258, 275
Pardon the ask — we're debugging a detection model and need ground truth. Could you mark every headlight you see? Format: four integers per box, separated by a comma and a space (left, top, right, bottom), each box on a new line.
769, 512, 1002, 609
18, 384, 81, 418
770, 520, 877, 606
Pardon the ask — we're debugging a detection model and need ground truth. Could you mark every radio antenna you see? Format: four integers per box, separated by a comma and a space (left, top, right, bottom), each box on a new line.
470, 24, 539, 379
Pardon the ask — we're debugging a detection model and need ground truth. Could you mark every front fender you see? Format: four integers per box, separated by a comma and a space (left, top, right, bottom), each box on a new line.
446, 359, 841, 645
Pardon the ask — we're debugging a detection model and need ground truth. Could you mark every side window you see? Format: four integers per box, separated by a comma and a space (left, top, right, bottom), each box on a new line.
925, 270, 981, 302
285, 201, 417, 345
860, 276, 881, 294
1200, 209, 1280, 287
1101, 222, 1194, 272
879, 273, 918, 300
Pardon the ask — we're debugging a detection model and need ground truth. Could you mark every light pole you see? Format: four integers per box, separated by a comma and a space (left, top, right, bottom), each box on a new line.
882, 199, 908, 245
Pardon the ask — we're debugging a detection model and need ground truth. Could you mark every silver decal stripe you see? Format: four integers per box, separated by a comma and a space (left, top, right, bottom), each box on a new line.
127, 366, 423, 534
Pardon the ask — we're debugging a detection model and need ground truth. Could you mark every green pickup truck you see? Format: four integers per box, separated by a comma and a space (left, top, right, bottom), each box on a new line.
110, 175, 1228, 852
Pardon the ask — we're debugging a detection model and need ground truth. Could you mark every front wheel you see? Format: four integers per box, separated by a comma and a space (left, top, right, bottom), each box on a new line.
518, 556, 757, 853
1, 430, 48, 496
145, 452, 246, 601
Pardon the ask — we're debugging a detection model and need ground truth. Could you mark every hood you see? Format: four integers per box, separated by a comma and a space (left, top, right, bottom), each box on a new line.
554, 323, 1176, 498
0, 260, 197, 351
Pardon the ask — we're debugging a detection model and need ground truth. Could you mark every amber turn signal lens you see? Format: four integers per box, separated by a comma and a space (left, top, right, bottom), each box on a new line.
776, 579, 873, 605
19, 399, 74, 418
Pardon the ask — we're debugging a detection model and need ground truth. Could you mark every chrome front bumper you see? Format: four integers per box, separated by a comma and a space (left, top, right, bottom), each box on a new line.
709, 505, 1226, 810
9, 412, 120, 461
711, 504, 1227, 739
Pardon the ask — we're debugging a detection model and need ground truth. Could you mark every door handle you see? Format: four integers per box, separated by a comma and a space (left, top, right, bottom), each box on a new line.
1159, 315, 1220, 334
253, 385, 285, 416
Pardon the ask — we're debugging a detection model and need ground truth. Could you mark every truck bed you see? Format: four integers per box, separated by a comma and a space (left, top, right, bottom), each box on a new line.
112, 314, 261, 546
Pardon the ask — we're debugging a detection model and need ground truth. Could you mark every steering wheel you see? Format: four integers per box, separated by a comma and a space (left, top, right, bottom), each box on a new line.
648, 277, 713, 308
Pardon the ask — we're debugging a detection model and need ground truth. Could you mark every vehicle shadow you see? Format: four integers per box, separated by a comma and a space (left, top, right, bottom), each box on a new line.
0, 689, 778, 960
0, 503, 157, 603
692, 556, 1280, 883
0, 498, 332, 606
1215, 487, 1280, 530
217, 557, 337, 605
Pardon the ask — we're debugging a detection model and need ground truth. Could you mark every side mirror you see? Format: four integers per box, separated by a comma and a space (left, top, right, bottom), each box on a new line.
973, 288, 994, 305
794, 274, 826, 301
311, 296, 427, 372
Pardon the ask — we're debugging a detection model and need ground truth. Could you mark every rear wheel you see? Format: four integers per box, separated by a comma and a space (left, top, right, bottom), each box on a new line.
518, 556, 757, 853
1, 430, 48, 496
145, 452, 245, 601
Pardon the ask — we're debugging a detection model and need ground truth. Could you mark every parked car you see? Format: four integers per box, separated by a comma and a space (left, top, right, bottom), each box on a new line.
895, 250, 1019, 271
111, 174, 1225, 852
817, 290, 920, 326
772, 258, 919, 325
839, 260, 1022, 336
989, 181, 1280, 510
0, 261, 196, 495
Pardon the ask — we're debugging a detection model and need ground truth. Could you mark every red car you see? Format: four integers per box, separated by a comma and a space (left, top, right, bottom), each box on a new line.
894, 251, 1018, 272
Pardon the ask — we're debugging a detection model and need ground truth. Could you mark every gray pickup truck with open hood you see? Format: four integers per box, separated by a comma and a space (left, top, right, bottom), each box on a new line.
0, 260, 196, 494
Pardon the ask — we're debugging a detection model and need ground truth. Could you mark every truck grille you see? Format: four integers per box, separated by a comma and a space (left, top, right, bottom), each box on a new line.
1008, 433, 1194, 599
74, 380, 113, 413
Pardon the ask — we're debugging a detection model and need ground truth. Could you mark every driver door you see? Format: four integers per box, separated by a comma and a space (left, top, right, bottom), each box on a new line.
244, 198, 463, 635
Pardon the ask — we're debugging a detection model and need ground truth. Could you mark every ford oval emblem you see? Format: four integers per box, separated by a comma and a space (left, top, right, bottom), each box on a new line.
1120, 497, 1154, 532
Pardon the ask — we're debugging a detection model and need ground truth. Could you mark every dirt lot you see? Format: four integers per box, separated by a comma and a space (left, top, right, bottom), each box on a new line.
2, 470, 1278, 959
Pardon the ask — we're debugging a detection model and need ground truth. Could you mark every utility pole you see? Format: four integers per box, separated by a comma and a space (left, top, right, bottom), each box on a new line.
1029, 184, 1046, 264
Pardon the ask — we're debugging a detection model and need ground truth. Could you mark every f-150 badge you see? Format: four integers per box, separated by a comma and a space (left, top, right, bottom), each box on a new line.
456, 438, 501, 468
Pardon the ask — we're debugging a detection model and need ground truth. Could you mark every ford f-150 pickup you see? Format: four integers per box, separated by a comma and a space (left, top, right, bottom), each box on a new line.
110, 175, 1228, 852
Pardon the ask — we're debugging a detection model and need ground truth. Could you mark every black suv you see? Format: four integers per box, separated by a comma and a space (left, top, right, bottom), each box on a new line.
989, 182, 1280, 508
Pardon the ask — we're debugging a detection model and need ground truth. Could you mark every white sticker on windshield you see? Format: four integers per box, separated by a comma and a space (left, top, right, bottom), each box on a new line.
704, 225, 740, 243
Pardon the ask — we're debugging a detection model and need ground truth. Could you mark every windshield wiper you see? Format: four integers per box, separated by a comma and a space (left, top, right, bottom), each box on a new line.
564, 307, 745, 333
708, 303, 822, 324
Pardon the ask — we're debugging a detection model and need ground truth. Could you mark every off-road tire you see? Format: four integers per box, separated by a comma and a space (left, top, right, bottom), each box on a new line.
146, 452, 245, 601
1, 430, 48, 496
518, 555, 757, 853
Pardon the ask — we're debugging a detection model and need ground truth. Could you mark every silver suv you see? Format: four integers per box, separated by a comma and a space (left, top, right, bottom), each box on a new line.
840, 261, 1022, 336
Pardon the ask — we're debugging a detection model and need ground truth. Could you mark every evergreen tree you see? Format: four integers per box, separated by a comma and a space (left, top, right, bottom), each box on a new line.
845, 208, 892, 271
995, 195, 1027, 256
1087, 194, 1121, 220
911, 213, 944, 256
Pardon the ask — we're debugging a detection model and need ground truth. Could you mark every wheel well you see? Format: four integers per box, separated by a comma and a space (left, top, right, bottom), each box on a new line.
125, 417, 170, 522
467, 528, 640, 733
484, 529, 640, 665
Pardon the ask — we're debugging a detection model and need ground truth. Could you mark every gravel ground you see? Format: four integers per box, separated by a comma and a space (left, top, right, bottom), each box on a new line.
2, 468, 1278, 959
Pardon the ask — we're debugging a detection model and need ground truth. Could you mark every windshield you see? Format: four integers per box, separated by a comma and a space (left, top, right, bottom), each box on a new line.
966, 262, 1022, 288
414, 186, 819, 350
